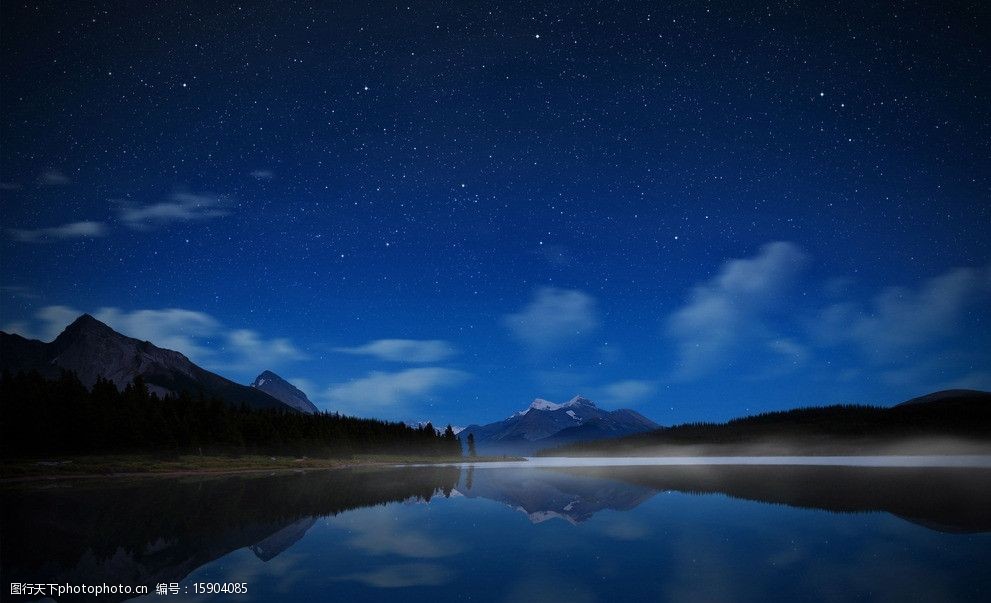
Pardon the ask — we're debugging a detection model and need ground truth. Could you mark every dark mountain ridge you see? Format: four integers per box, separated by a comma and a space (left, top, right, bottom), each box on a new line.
540, 389, 991, 456
0, 314, 291, 412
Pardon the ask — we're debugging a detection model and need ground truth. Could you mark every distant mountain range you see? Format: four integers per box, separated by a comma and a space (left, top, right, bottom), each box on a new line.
460, 395, 658, 455
541, 389, 991, 457
251, 370, 318, 414
0, 314, 301, 413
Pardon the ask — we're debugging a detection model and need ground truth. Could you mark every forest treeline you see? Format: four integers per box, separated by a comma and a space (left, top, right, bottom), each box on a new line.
0, 370, 463, 458
539, 395, 991, 456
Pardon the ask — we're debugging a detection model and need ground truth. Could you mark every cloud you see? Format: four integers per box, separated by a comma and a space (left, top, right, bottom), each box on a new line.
666, 241, 808, 379
333, 563, 453, 589
815, 264, 991, 362
333, 339, 457, 363
40, 170, 70, 185
3, 305, 304, 376
599, 380, 655, 406
7, 220, 107, 243
114, 192, 230, 229
0, 182, 22, 190
504, 287, 598, 351
220, 329, 306, 372
329, 507, 463, 558
93, 307, 222, 360
3, 305, 82, 341
250, 170, 275, 180
323, 368, 469, 414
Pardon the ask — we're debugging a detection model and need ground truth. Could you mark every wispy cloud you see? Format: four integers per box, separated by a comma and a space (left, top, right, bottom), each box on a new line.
811, 263, 991, 389
40, 170, 70, 185
114, 192, 230, 229
333, 339, 457, 363
815, 264, 991, 362
7, 220, 107, 243
666, 241, 808, 379
598, 379, 655, 406
333, 563, 453, 589
0, 182, 22, 190
3, 305, 82, 341
250, 170, 274, 180
504, 287, 598, 351
322, 368, 469, 414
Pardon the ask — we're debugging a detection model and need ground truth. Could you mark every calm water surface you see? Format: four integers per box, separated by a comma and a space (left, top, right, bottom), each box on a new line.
2, 460, 990, 602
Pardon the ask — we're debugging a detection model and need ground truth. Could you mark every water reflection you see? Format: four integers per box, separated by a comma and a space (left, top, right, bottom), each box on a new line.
457, 465, 655, 523
529, 464, 991, 533
1, 462, 989, 602
0, 466, 459, 602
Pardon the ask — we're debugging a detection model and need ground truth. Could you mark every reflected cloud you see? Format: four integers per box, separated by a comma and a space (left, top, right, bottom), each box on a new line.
328, 507, 463, 558
334, 563, 453, 588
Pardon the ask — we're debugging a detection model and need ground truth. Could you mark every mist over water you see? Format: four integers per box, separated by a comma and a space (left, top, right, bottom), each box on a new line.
446, 454, 991, 469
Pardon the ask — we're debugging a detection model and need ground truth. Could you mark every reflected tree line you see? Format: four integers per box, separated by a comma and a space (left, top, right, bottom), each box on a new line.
0, 466, 461, 603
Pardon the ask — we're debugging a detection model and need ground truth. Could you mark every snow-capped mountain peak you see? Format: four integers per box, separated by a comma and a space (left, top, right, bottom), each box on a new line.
564, 395, 595, 407
516, 395, 598, 415
529, 398, 563, 411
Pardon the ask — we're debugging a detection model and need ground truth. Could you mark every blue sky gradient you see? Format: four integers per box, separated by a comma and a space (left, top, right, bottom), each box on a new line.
2, 2, 989, 426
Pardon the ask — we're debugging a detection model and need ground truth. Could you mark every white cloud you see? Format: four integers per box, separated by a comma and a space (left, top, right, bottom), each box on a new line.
94, 307, 220, 360
816, 264, 991, 362
220, 329, 305, 372
504, 287, 598, 351
333, 339, 457, 363
328, 507, 463, 558
3, 305, 304, 376
3, 305, 82, 341
323, 367, 469, 414
666, 241, 808, 379
40, 170, 70, 185
333, 563, 453, 589
7, 220, 107, 243
250, 170, 274, 180
115, 192, 230, 229
599, 379, 655, 406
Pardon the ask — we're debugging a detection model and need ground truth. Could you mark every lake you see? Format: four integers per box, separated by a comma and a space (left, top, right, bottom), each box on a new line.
2, 458, 991, 602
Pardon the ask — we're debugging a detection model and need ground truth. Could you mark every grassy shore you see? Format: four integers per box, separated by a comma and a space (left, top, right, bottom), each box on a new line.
0, 453, 526, 481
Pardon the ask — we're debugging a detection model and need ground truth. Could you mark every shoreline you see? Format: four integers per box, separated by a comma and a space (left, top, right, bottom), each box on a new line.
0, 453, 524, 483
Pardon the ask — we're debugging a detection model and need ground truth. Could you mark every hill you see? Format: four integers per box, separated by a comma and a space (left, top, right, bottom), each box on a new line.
539, 390, 991, 456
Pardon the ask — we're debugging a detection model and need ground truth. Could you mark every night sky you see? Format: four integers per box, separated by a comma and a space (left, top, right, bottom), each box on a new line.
2, 1, 989, 427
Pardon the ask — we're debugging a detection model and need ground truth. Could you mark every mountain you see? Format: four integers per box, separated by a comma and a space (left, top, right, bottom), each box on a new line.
540, 389, 991, 457
460, 395, 658, 455
251, 370, 319, 414
0, 314, 293, 412
896, 389, 991, 408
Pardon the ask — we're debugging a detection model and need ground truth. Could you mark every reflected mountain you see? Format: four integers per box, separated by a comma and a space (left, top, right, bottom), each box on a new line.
546, 464, 991, 533
456, 466, 654, 523
249, 517, 318, 561
0, 466, 459, 602
453, 464, 991, 532
3, 462, 989, 603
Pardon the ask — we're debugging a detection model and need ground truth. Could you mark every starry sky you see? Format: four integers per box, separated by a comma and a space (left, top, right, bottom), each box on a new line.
2, 1, 989, 427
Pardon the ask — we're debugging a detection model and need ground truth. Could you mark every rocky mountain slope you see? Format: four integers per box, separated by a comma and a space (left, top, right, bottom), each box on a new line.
0, 314, 293, 411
